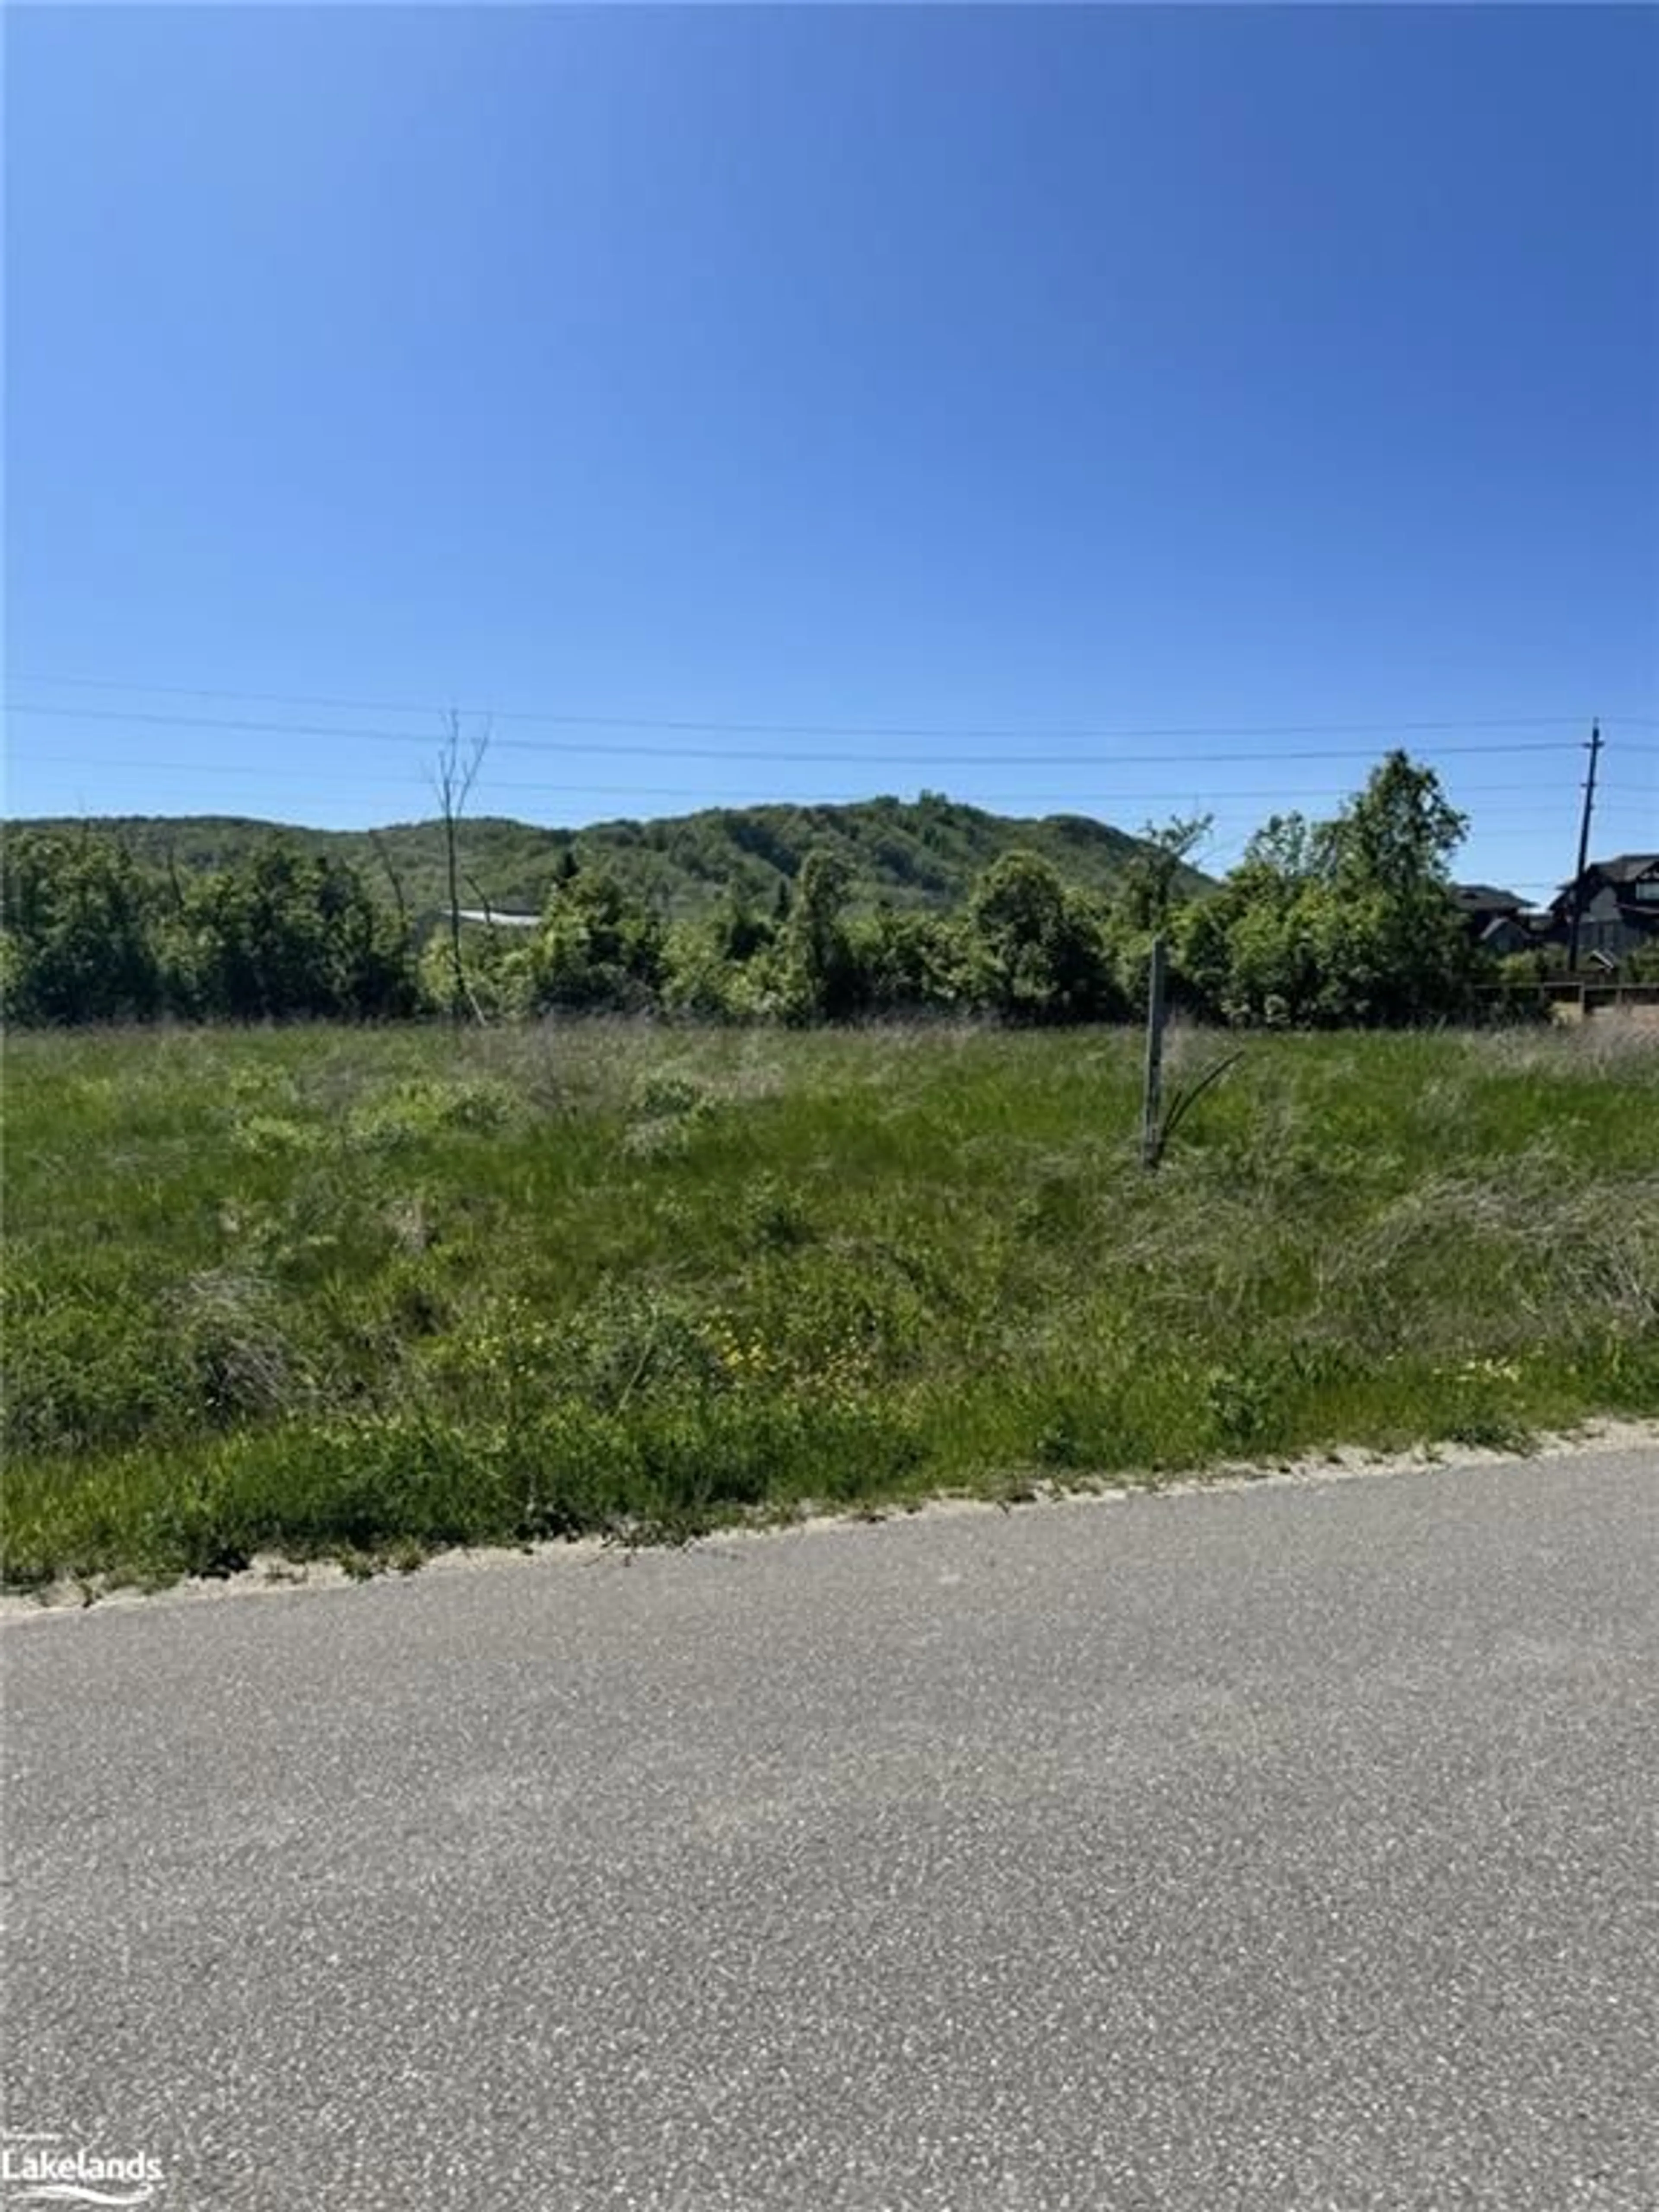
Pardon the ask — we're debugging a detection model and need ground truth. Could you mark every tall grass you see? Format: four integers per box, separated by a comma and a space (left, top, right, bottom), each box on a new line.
4, 1018, 1656, 1589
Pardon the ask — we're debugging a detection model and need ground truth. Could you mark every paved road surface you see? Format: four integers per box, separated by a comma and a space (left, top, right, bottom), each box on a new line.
3, 1448, 1656, 2211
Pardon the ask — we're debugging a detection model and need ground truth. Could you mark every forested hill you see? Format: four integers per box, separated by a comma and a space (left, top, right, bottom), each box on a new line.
10, 795, 1205, 925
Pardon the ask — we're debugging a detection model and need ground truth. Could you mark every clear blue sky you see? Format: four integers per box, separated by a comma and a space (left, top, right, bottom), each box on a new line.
7, 3, 1655, 898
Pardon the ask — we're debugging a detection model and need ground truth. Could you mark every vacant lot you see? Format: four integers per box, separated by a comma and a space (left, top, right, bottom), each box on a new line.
5, 1019, 1656, 1590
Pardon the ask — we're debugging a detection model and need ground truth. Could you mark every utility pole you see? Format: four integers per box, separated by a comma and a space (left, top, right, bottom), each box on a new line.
1565, 720, 1603, 975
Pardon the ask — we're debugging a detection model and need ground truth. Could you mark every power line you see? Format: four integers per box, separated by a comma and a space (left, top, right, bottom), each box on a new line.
8, 744, 1622, 797
15, 753, 1617, 815
8, 675, 1654, 743
3, 701, 1616, 768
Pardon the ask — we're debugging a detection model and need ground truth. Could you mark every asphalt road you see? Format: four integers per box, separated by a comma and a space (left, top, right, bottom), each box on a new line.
3, 1447, 1656, 2212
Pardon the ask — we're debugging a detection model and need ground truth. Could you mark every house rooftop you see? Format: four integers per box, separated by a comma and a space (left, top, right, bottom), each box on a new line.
1550, 854, 1659, 904
1452, 883, 1526, 911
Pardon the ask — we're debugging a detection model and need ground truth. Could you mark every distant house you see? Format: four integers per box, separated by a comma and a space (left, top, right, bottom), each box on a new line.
454, 907, 541, 930
1547, 854, 1659, 964
1451, 884, 1537, 957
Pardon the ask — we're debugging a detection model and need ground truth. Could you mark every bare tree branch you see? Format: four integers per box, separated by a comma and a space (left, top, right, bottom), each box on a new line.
433, 709, 491, 1027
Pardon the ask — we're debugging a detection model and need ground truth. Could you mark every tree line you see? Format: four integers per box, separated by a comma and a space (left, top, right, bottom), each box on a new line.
0, 753, 1527, 1029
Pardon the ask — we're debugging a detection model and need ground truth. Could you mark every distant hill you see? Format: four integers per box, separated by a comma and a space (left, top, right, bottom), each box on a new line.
8, 796, 1209, 929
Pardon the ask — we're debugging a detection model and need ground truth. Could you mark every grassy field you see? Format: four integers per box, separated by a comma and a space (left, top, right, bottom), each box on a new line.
4, 1018, 1656, 1592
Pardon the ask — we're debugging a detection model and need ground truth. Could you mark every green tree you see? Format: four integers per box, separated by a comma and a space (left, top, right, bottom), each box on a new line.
1309, 752, 1475, 1023
0, 830, 164, 1023
1172, 814, 1319, 1023
661, 889, 778, 1020
1316, 751, 1466, 897
1174, 758, 1479, 1027
415, 925, 534, 1021
1112, 815, 1213, 936
777, 847, 863, 1021
851, 905, 966, 1016
525, 869, 665, 1014
185, 841, 413, 1019
1105, 814, 1212, 1003
965, 851, 1119, 1023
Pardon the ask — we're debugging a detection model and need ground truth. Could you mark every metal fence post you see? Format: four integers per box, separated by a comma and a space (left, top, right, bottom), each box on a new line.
1141, 935, 1168, 1170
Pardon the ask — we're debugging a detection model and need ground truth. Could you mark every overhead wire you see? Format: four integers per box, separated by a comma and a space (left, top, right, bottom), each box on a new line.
12, 750, 1629, 814
8, 682, 1647, 892
3, 699, 1621, 768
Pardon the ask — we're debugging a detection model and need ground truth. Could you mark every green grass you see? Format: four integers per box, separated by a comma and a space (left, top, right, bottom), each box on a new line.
5, 1018, 1657, 1592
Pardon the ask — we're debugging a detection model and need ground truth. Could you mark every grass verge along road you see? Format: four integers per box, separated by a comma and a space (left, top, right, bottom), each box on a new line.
5, 1019, 1656, 1589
